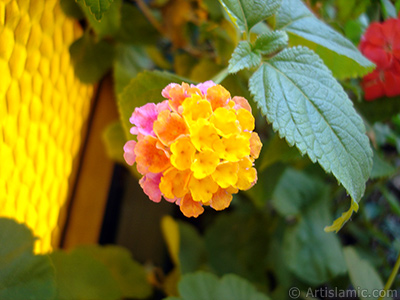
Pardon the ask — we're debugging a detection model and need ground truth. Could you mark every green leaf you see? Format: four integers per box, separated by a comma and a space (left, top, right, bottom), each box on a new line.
118, 71, 191, 142
75, 245, 152, 299
204, 212, 270, 284
249, 47, 373, 211
178, 221, 206, 274
69, 32, 115, 84
215, 274, 270, 300
171, 272, 270, 300
228, 41, 261, 73
219, 0, 282, 33
344, 247, 390, 300
283, 186, 347, 285
253, 30, 288, 55
113, 45, 153, 94
76, 0, 115, 21
275, 0, 374, 79
102, 120, 126, 164
272, 168, 325, 216
0, 218, 56, 300
50, 249, 121, 300
381, 0, 398, 19
80, 0, 121, 39
370, 149, 396, 179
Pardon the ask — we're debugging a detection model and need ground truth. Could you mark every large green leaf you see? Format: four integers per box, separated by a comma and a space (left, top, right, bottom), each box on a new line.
204, 212, 270, 284
118, 70, 191, 141
283, 186, 347, 285
249, 47, 373, 228
272, 168, 324, 216
275, 0, 374, 79
0, 218, 56, 300
167, 272, 270, 300
219, 0, 281, 33
69, 32, 115, 84
75, 245, 152, 299
50, 250, 120, 300
113, 45, 153, 94
344, 247, 391, 300
228, 41, 261, 73
76, 0, 115, 21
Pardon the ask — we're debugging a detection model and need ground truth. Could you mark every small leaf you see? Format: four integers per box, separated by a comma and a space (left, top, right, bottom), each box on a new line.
275, 0, 374, 79
283, 187, 347, 285
117, 71, 191, 141
344, 247, 390, 300
50, 249, 121, 300
219, 0, 282, 33
69, 32, 115, 84
249, 47, 373, 212
228, 41, 261, 73
76, 0, 115, 21
253, 30, 288, 55
0, 218, 56, 300
80, 0, 121, 39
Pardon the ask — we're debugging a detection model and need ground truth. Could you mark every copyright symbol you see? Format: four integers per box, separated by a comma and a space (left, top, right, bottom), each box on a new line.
289, 287, 300, 299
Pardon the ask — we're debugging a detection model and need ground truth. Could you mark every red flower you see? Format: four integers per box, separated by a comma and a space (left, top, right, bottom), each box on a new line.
360, 18, 400, 100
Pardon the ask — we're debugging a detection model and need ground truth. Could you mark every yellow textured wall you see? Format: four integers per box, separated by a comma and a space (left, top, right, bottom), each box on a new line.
0, 0, 93, 252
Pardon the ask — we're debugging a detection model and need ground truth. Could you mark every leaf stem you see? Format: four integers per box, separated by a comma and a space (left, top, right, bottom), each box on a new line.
211, 67, 229, 84
378, 251, 400, 300
134, 0, 164, 35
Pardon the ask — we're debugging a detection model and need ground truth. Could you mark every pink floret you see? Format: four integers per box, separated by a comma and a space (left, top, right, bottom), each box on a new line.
123, 140, 137, 166
129, 103, 159, 136
162, 83, 180, 99
139, 172, 162, 203
193, 80, 216, 96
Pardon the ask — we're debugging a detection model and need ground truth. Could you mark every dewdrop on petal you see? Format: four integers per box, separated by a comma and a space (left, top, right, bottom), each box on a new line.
123, 81, 262, 217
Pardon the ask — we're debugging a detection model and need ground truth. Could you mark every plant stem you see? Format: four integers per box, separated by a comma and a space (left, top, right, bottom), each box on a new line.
211, 67, 229, 84
378, 251, 400, 300
134, 0, 164, 35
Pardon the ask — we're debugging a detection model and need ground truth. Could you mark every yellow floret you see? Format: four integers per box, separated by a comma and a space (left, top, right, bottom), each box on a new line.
188, 175, 219, 203
170, 136, 196, 170
191, 149, 220, 179
236, 157, 257, 190
213, 133, 250, 162
182, 94, 212, 124
236, 108, 255, 131
189, 118, 219, 151
211, 161, 239, 188
210, 107, 240, 137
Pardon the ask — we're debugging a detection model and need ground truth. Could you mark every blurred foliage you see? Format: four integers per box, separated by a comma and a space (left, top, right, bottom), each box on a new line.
3, 0, 400, 299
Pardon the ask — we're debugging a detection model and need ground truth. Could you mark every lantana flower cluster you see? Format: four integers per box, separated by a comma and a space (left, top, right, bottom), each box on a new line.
360, 17, 400, 100
123, 81, 262, 217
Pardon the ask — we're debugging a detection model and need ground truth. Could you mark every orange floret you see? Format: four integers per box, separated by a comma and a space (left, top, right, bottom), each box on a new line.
153, 110, 189, 146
